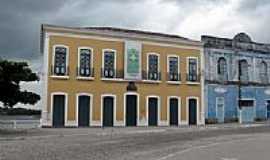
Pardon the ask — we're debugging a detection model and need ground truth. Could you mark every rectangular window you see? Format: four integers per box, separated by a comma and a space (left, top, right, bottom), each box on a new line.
147, 54, 160, 80
187, 58, 198, 82
54, 46, 67, 76
102, 50, 116, 78
78, 48, 92, 77
168, 56, 180, 81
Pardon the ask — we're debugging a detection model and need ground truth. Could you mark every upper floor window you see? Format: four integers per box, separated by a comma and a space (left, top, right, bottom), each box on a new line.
78, 48, 93, 77
147, 53, 160, 80
53, 45, 68, 76
217, 57, 228, 80
102, 49, 116, 78
239, 59, 249, 81
259, 61, 268, 83
187, 57, 198, 82
167, 55, 180, 81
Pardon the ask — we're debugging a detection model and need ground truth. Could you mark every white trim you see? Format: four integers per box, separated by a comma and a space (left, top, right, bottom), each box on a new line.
186, 96, 200, 125
41, 33, 49, 126
215, 97, 225, 122
146, 95, 161, 126
167, 96, 181, 126
50, 75, 69, 79
50, 92, 68, 127
101, 94, 117, 127
167, 54, 180, 82
200, 48, 205, 125
146, 52, 160, 81
77, 47, 94, 78
52, 44, 69, 76
43, 28, 202, 50
76, 76, 95, 80
76, 93, 93, 127
124, 92, 140, 126
102, 49, 117, 78
186, 56, 199, 83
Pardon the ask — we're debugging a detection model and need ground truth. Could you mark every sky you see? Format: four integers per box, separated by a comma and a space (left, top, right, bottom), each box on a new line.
0, 0, 270, 109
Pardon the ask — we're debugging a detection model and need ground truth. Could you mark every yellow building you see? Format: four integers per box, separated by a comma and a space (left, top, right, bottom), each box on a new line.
40, 24, 205, 127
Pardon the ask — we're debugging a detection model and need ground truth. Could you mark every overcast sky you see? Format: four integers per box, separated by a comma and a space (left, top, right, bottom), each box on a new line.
0, 0, 270, 109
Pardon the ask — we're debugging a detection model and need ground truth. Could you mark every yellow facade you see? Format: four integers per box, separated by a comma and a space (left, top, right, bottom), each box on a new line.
41, 25, 204, 127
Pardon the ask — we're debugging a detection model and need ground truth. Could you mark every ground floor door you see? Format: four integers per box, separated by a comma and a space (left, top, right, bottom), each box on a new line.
267, 101, 270, 119
52, 95, 65, 127
78, 95, 90, 127
126, 95, 137, 126
169, 98, 178, 126
189, 99, 197, 125
103, 96, 114, 127
148, 97, 158, 126
216, 97, 224, 123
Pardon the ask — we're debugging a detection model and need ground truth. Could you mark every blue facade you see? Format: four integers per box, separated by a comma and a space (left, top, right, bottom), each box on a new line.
202, 33, 270, 123
206, 84, 270, 121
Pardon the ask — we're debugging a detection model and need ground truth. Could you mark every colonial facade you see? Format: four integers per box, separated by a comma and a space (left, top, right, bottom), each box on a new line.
202, 33, 270, 123
41, 24, 204, 127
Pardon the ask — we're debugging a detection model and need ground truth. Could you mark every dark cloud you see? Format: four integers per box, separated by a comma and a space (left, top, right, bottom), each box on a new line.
0, 0, 270, 71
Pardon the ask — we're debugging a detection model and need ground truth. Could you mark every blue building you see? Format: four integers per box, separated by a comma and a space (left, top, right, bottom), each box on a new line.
202, 33, 270, 123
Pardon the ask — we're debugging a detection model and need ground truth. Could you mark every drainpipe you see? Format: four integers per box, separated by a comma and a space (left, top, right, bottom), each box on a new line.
238, 60, 242, 123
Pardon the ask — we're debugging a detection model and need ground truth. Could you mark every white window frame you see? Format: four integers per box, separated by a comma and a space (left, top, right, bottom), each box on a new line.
167, 55, 181, 84
51, 45, 69, 79
186, 57, 199, 84
76, 93, 93, 127
146, 52, 160, 81
102, 49, 117, 79
77, 47, 94, 80
167, 96, 181, 126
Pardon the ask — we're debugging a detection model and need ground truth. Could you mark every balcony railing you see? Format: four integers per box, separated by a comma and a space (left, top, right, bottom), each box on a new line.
186, 73, 200, 82
101, 68, 124, 79
51, 65, 69, 76
166, 72, 181, 82
142, 70, 161, 81
77, 67, 94, 77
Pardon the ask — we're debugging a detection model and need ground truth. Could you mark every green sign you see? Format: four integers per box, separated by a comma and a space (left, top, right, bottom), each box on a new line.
125, 41, 141, 80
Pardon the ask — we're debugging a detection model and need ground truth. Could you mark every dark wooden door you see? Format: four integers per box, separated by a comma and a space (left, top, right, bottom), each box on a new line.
103, 97, 114, 127
126, 95, 137, 126
53, 95, 65, 127
189, 99, 197, 125
148, 98, 158, 126
78, 95, 90, 127
170, 98, 178, 126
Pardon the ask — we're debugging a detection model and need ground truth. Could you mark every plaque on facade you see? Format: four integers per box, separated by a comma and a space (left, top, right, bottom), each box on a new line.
124, 41, 142, 80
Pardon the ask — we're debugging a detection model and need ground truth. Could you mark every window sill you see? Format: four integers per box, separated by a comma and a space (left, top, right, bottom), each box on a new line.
50, 75, 69, 79
186, 81, 200, 85
166, 81, 181, 84
101, 78, 126, 82
76, 76, 95, 81
142, 80, 162, 84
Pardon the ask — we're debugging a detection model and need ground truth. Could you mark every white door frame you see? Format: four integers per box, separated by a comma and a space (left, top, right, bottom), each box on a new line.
186, 96, 200, 125
101, 94, 117, 127
50, 92, 68, 127
124, 92, 140, 126
146, 95, 161, 126
167, 96, 181, 126
76, 93, 93, 127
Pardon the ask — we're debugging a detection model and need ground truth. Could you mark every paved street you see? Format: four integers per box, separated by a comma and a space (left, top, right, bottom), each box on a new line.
1, 125, 270, 160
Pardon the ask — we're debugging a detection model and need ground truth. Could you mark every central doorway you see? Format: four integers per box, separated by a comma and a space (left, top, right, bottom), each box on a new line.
188, 98, 197, 125
126, 94, 138, 126
148, 97, 158, 126
78, 95, 90, 127
102, 96, 114, 127
169, 98, 179, 126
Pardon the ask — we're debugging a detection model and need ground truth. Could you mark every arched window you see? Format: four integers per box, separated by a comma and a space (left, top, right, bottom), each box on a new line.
259, 61, 268, 83
239, 60, 249, 81
217, 57, 227, 77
